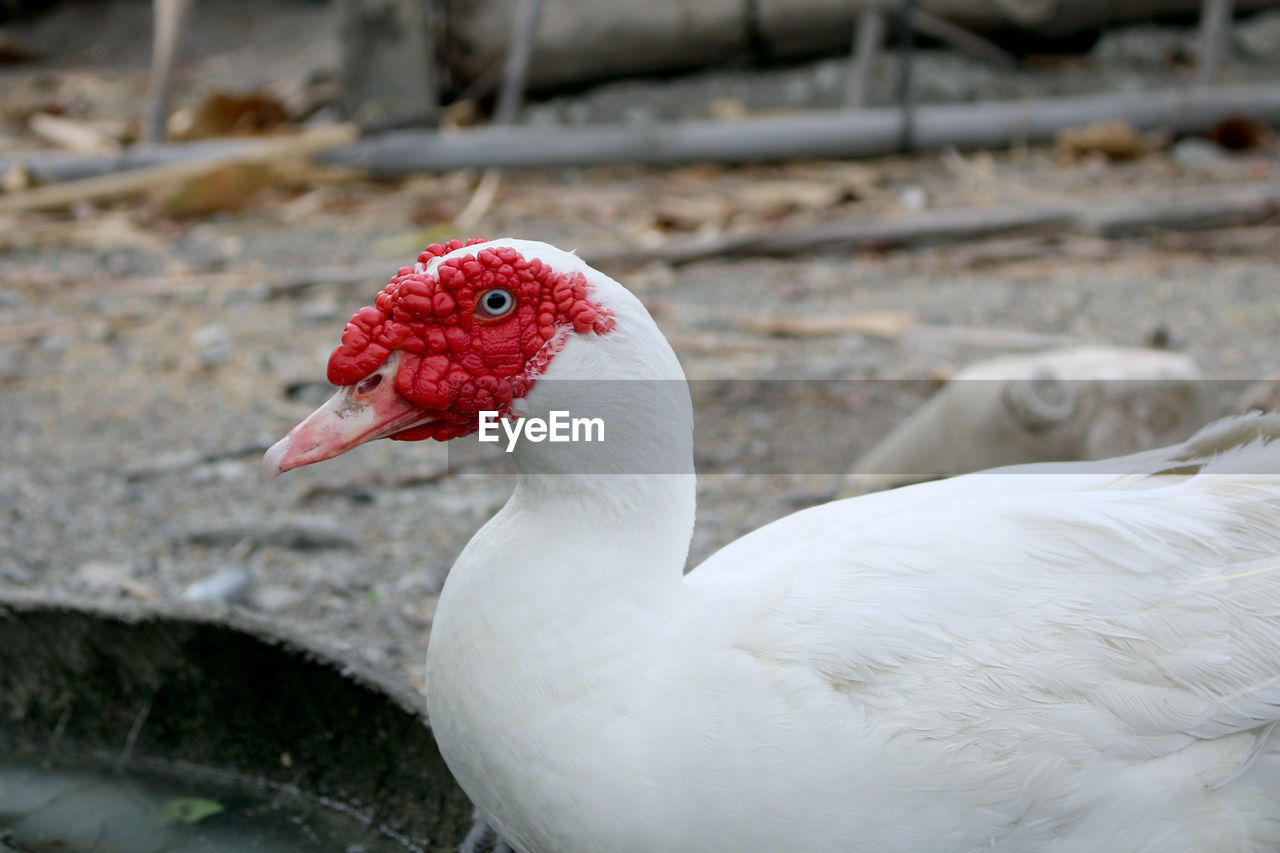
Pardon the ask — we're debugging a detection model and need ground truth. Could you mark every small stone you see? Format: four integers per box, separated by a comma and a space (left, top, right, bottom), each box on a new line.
622, 105, 655, 125
707, 97, 747, 121
344, 486, 377, 504
253, 583, 303, 613
126, 450, 203, 480
104, 254, 133, 276
74, 560, 158, 600
191, 324, 231, 367
3, 160, 34, 193
1237, 10, 1280, 59
38, 334, 68, 353
812, 60, 842, 95
0, 560, 35, 585
1145, 324, 1173, 349
1172, 137, 1231, 167
183, 567, 253, 605
189, 459, 249, 485
76, 559, 132, 588
899, 185, 929, 211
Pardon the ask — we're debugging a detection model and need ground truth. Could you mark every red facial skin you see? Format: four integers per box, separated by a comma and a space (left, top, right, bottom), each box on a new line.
264, 239, 615, 479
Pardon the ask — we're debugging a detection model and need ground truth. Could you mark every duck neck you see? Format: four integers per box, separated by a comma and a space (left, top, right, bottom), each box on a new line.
517, 467, 695, 591
430, 275, 697, 668
427, 468, 696, 719
443, 425, 697, 626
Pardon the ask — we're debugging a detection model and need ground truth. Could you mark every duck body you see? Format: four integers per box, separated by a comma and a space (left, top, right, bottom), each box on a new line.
267, 239, 1280, 853
428, 452, 1280, 853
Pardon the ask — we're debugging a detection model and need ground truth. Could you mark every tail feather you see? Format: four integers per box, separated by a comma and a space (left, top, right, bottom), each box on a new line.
1135, 413, 1280, 478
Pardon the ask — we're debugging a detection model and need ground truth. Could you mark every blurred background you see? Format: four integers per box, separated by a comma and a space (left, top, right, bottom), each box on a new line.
1, 0, 1279, 692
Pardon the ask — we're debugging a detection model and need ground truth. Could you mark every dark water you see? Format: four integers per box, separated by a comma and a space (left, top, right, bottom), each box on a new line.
0, 758, 415, 852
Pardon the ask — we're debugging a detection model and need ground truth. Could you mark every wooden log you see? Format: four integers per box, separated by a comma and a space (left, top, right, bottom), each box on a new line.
443, 0, 749, 96
445, 0, 1280, 95
338, 0, 439, 128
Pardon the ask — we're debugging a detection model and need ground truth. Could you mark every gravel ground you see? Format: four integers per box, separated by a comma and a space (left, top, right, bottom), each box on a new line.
4, 155, 1280, 690
2, 1, 1280, 695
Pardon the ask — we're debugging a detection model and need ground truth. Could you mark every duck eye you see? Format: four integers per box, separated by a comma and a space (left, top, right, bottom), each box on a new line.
476, 288, 515, 319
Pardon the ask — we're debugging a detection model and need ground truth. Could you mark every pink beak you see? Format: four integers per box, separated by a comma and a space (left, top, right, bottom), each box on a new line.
262, 354, 436, 481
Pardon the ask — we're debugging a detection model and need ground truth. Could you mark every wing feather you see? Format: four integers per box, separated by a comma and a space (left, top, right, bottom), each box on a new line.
689, 413, 1280, 763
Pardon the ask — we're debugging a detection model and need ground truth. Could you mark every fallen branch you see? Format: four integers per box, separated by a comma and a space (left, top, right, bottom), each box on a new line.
591, 206, 1075, 265
1082, 181, 1280, 238
906, 325, 1098, 349
724, 310, 1094, 348
586, 181, 1280, 266
0, 124, 357, 214
28, 113, 122, 154
733, 309, 918, 339
1152, 224, 1280, 254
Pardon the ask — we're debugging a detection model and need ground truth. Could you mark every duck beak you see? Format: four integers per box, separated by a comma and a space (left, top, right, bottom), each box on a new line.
262, 356, 436, 481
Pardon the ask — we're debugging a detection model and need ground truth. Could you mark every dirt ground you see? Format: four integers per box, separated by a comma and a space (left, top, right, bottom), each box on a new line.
2, 1, 1280, 697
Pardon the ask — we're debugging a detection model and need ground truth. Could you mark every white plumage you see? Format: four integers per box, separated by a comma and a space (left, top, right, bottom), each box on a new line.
271, 239, 1280, 853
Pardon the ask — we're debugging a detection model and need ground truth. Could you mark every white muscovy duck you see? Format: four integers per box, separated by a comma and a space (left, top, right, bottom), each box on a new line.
264, 237, 1280, 853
